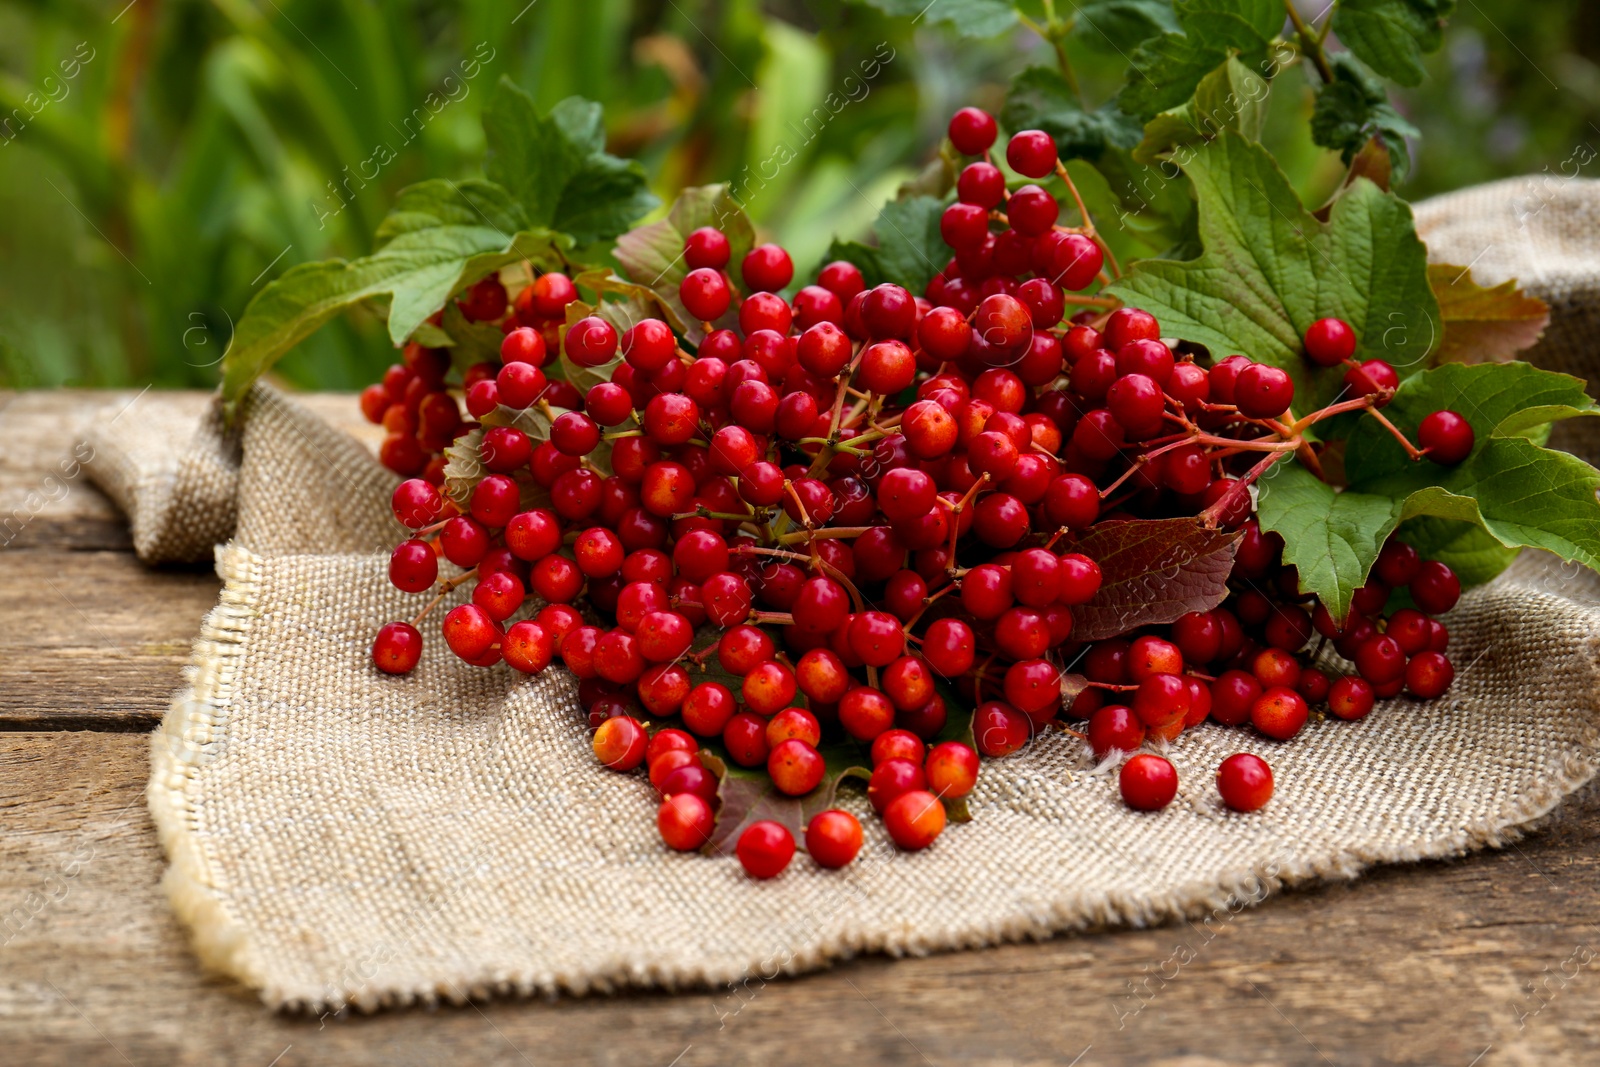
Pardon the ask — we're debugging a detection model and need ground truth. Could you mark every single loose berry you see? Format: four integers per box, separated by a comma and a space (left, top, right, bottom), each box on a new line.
1119, 753, 1178, 811
593, 715, 648, 771
769, 738, 826, 796
1328, 675, 1375, 720
1250, 686, 1309, 741
658, 793, 714, 851
805, 810, 863, 868
924, 741, 980, 799
1217, 753, 1274, 812
883, 789, 946, 850
737, 820, 796, 878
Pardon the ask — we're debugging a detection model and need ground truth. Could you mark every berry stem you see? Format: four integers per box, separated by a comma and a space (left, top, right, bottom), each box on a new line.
1364, 405, 1428, 461
409, 567, 478, 626
900, 581, 958, 632
783, 480, 814, 527
775, 526, 873, 545
1199, 449, 1286, 526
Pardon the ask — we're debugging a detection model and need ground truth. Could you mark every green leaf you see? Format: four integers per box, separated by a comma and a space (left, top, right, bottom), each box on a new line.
437, 299, 509, 373
1346, 363, 1600, 572
1332, 0, 1455, 88
1261, 362, 1600, 616
483, 80, 659, 245
1395, 517, 1520, 587
1071, 0, 1182, 51
1117, 0, 1280, 120
1118, 32, 1234, 120
1001, 66, 1143, 162
1310, 54, 1419, 181
441, 428, 487, 512
613, 184, 754, 343
1346, 362, 1598, 481
221, 178, 564, 418
864, 196, 949, 296
1175, 0, 1284, 42
1133, 55, 1269, 164
1103, 130, 1439, 413
821, 238, 887, 289
850, 0, 1019, 37
1256, 459, 1402, 619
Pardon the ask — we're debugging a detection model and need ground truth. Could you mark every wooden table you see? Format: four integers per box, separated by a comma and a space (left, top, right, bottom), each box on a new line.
3, 389, 1598, 1067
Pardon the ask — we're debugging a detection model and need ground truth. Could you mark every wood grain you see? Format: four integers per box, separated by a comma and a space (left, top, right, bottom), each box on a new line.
1, 391, 1598, 1066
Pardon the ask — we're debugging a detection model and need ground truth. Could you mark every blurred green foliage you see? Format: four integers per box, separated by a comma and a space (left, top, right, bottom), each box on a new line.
0, 0, 1594, 391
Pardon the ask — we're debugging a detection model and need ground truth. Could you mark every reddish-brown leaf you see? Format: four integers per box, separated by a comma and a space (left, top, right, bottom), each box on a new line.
1065, 518, 1241, 641
1428, 264, 1550, 364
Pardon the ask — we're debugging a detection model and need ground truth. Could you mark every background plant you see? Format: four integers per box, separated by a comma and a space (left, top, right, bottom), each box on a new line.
1, 0, 1596, 391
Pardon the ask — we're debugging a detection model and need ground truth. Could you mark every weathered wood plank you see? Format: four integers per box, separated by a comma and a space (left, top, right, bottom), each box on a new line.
0, 550, 219, 730
1, 732, 1597, 1067
0, 390, 379, 553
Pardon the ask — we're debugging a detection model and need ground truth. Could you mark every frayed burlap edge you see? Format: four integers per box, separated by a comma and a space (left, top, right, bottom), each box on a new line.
148, 543, 1600, 1011
147, 544, 272, 996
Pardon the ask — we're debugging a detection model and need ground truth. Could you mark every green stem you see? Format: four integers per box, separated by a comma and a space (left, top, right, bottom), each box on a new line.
1020, 9, 1081, 98
1286, 1, 1334, 83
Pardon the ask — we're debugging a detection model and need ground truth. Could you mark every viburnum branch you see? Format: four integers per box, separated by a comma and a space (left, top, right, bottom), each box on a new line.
776, 526, 872, 545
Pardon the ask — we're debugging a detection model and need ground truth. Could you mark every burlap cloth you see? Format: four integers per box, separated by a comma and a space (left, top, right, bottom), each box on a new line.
83, 176, 1600, 1012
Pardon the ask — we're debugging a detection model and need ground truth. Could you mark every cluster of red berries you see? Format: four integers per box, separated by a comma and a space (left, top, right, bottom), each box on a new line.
365, 103, 1469, 873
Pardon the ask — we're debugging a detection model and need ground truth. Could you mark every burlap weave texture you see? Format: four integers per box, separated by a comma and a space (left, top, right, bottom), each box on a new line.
84, 177, 1600, 1011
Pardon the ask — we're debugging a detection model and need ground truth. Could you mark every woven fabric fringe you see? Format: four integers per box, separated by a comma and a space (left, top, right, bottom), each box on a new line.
80, 177, 1600, 1012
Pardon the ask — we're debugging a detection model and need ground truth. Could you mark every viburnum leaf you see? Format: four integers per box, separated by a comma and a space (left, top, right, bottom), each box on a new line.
824, 196, 948, 297
613, 184, 755, 343
1071, 0, 1181, 51
1133, 55, 1269, 164
1332, 0, 1455, 88
1103, 130, 1440, 413
483, 80, 658, 246
1394, 516, 1520, 587
441, 428, 487, 511
849, 0, 1018, 38
700, 741, 872, 858
1117, 0, 1283, 120
1310, 54, 1419, 180
441, 420, 555, 512
1064, 518, 1241, 640
221, 179, 565, 419
1255, 460, 1402, 620
438, 299, 510, 373
1001, 66, 1143, 162
1260, 362, 1600, 617
1426, 264, 1551, 364
1346, 362, 1600, 567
